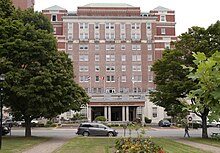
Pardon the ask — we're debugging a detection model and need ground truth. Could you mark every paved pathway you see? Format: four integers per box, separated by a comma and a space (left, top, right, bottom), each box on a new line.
22, 137, 71, 153
172, 138, 220, 153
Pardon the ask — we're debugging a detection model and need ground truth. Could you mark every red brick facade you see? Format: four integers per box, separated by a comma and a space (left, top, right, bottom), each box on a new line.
11, 0, 34, 10
42, 4, 176, 122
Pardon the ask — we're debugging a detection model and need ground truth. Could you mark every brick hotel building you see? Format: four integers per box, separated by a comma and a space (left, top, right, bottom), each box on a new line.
12, 0, 34, 10
12, 1, 177, 124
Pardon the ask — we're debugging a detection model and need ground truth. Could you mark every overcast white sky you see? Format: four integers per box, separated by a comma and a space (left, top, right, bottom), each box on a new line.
34, 0, 219, 36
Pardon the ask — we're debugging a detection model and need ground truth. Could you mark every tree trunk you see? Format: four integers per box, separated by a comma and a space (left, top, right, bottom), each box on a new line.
201, 108, 209, 138
24, 116, 32, 137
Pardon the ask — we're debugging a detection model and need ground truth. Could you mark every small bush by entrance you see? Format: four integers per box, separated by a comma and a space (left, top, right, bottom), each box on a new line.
145, 117, 152, 124
94, 116, 106, 122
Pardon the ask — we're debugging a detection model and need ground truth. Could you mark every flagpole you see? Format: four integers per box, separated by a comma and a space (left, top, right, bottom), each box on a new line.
104, 77, 105, 93
90, 77, 92, 93
118, 76, 120, 93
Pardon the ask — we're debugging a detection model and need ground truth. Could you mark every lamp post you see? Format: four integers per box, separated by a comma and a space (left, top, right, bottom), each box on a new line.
0, 73, 5, 150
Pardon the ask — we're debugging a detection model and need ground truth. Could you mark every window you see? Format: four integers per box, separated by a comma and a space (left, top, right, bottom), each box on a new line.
52, 15, 56, 21
106, 23, 114, 29
53, 27, 56, 34
95, 76, 100, 82
148, 65, 152, 71
79, 75, 90, 82
80, 33, 89, 40
132, 65, 141, 71
147, 44, 152, 51
95, 33, 99, 40
95, 45, 99, 50
105, 33, 115, 40
79, 23, 88, 29
121, 33, 126, 40
161, 28, 166, 34
106, 88, 116, 93
152, 107, 158, 118
95, 23, 99, 29
132, 75, 142, 82
165, 42, 170, 49
160, 15, 166, 22
95, 55, 99, 61
121, 45, 126, 50
106, 44, 115, 50
68, 44, 73, 50
122, 65, 126, 71
106, 75, 115, 82
67, 54, 73, 61
131, 23, 140, 29
68, 23, 73, 29
132, 45, 141, 50
121, 76, 126, 82
121, 55, 126, 61
148, 55, 152, 61
106, 65, 115, 71
106, 55, 115, 61
120, 23, 125, 30
68, 35, 73, 41
95, 65, 100, 71
148, 72, 153, 82
146, 23, 151, 29
131, 33, 140, 40
132, 55, 141, 61
79, 66, 89, 72
79, 44, 88, 50
79, 55, 88, 61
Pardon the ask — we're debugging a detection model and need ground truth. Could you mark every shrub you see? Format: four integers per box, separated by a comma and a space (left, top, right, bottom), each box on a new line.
115, 137, 165, 153
94, 116, 106, 122
145, 117, 152, 124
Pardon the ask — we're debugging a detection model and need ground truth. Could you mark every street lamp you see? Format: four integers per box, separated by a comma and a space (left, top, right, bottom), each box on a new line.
0, 73, 5, 150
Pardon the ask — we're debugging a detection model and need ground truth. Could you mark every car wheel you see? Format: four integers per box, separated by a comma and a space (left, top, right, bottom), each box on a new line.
108, 132, 114, 137
217, 124, 220, 128
82, 131, 89, 137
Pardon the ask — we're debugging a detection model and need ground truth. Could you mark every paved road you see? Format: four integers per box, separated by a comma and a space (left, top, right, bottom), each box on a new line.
9, 126, 220, 138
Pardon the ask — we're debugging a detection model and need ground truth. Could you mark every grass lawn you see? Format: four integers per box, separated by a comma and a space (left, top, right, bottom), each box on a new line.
152, 138, 211, 153
53, 137, 211, 153
0, 136, 48, 153
187, 137, 220, 147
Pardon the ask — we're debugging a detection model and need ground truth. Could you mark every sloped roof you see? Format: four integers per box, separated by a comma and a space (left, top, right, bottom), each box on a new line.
153, 6, 172, 11
82, 3, 134, 8
44, 5, 66, 11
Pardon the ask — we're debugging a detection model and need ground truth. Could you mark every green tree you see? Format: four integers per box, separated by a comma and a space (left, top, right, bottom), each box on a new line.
0, 0, 14, 18
150, 21, 220, 138
184, 52, 220, 138
150, 48, 194, 121
0, 3, 89, 137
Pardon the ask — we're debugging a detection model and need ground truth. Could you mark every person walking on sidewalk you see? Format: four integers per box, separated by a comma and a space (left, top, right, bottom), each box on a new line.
184, 124, 190, 137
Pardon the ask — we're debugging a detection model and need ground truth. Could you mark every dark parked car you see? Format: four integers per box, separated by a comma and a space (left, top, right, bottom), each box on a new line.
1, 126, 10, 135
76, 122, 118, 137
158, 120, 171, 127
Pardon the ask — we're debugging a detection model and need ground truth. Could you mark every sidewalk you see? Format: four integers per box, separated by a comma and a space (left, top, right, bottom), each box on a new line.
22, 137, 71, 153
172, 138, 220, 153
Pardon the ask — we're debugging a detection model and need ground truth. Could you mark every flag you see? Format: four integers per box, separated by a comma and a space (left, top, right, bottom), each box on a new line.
87, 76, 91, 81
100, 76, 104, 80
